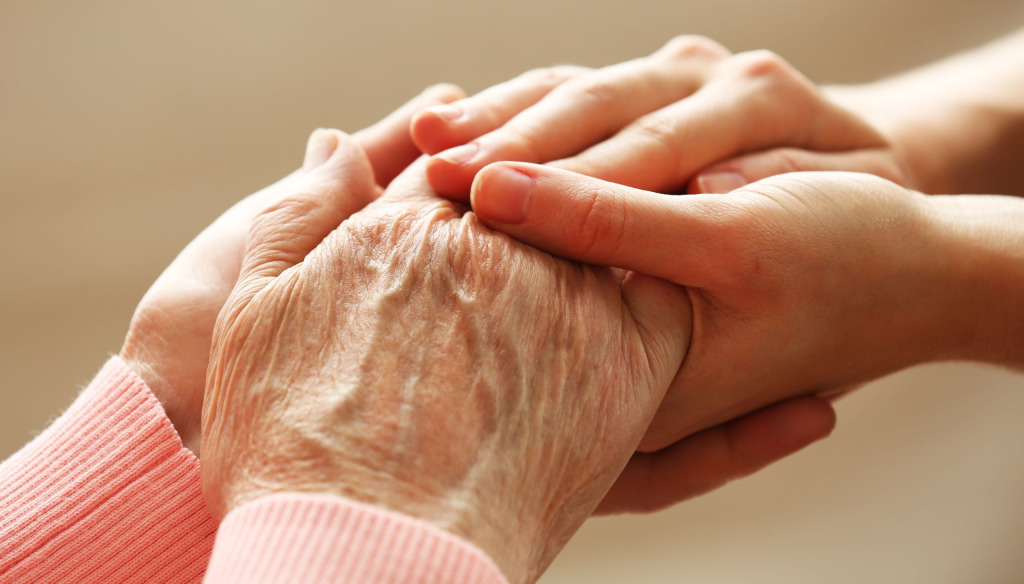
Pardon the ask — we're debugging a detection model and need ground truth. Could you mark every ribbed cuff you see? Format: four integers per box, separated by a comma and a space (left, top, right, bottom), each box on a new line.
0, 357, 216, 583
205, 494, 508, 584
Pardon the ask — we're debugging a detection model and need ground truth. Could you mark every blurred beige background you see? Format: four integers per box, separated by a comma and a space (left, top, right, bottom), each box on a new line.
2, 0, 1024, 582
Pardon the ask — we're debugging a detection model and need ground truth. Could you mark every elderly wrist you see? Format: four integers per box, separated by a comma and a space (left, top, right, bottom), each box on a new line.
218, 477, 534, 583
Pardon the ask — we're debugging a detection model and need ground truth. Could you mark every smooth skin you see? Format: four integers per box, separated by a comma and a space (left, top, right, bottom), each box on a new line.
414, 29, 1024, 198
413, 36, 909, 198
470, 163, 1024, 511
409, 28, 1024, 509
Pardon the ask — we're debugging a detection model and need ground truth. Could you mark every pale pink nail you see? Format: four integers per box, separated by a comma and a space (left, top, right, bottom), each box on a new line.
427, 103, 464, 122
695, 171, 746, 193
437, 142, 479, 166
303, 128, 338, 170
473, 165, 533, 224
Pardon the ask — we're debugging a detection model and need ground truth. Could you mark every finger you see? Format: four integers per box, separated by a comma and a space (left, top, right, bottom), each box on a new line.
619, 271, 692, 406
595, 396, 836, 514
470, 162, 730, 288
688, 147, 908, 194
428, 36, 729, 200
411, 66, 588, 156
375, 155, 459, 213
353, 83, 466, 187
552, 50, 885, 193
239, 129, 377, 286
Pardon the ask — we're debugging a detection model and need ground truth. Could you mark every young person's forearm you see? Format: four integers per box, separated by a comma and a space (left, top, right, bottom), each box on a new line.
831, 29, 1024, 196
926, 193, 1024, 369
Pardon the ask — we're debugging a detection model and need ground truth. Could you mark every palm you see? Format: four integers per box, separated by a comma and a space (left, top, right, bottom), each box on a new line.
121, 178, 287, 452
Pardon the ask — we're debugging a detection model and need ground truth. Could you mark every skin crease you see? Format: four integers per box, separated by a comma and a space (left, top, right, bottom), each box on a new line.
470, 166, 964, 452
468, 162, 1024, 508
119, 84, 467, 454
119, 78, 837, 524
413, 35, 911, 200
201, 150, 692, 584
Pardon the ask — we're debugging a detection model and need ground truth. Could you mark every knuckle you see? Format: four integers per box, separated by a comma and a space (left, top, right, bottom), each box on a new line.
631, 113, 679, 146
519, 65, 588, 87
730, 49, 793, 80
569, 185, 628, 258
254, 192, 320, 228
563, 75, 622, 110
626, 113, 683, 171
499, 124, 545, 162
685, 198, 766, 287
656, 35, 730, 61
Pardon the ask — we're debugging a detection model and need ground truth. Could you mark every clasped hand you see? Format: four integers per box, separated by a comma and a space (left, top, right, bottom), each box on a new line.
116, 33, 1024, 584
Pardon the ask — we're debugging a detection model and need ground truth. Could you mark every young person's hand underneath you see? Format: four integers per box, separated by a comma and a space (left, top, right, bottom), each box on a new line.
200, 153, 692, 584
412, 36, 911, 198
119, 85, 464, 453
470, 164, 1024, 511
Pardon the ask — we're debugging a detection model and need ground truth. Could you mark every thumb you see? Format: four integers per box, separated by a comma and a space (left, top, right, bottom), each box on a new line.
240, 129, 377, 287
689, 147, 907, 194
470, 162, 726, 287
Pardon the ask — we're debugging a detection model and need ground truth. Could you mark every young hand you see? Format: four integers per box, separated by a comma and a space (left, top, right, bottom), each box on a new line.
412, 36, 909, 199
469, 163, 1024, 510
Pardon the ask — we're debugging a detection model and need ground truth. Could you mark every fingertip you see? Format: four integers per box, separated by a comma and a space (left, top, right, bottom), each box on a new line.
470, 162, 536, 225
691, 170, 748, 194
804, 396, 839, 439
411, 106, 464, 155
303, 128, 339, 171
425, 150, 477, 201
410, 84, 468, 154
422, 82, 467, 104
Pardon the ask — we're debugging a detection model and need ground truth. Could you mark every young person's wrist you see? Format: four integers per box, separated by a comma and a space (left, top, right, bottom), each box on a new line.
921, 194, 1024, 368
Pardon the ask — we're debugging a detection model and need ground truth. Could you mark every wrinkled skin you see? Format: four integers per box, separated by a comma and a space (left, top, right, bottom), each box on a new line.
201, 144, 690, 584
119, 85, 464, 453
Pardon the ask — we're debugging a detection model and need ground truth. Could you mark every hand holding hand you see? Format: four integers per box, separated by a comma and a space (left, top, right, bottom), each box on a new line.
200, 155, 691, 583
119, 85, 463, 452
469, 164, 990, 510
412, 36, 910, 198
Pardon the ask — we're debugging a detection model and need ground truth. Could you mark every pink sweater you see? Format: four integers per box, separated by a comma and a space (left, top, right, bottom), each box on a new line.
0, 358, 507, 583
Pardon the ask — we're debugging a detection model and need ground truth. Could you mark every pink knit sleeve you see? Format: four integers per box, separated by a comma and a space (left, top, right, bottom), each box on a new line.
0, 358, 508, 583
204, 494, 509, 584
0, 357, 217, 584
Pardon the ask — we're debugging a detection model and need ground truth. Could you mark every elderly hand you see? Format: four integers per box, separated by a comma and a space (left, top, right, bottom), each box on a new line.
200, 145, 691, 583
468, 164, 1024, 511
411, 36, 910, 199
119, 85, 463, 453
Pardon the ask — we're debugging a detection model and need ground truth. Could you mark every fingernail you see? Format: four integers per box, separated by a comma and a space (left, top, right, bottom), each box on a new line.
427, 103, 464, 122
436, 142, 479, 166
695, 171, 746, 193
474, 165, 533, 224
304, 128, 339, 170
